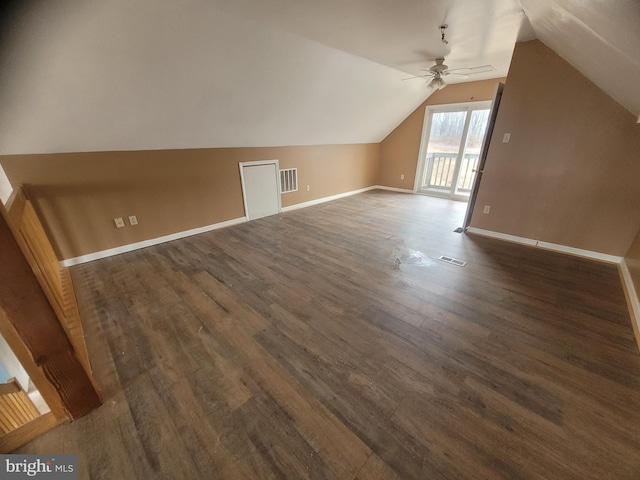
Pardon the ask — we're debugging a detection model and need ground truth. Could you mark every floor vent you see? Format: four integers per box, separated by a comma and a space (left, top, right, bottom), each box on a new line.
439, 255, 467, 267
280, 168, 298, 193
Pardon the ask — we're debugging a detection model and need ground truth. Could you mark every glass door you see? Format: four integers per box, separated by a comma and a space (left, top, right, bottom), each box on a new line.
416, 103, 490, 200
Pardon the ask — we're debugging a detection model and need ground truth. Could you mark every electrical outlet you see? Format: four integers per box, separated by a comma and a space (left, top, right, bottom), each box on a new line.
306, 185, 310, 192
483, 205, 491, 214
502, 133, 511, 143
400, 174, 405, 180
114, 217, 125, 228
128, 215, 138, 226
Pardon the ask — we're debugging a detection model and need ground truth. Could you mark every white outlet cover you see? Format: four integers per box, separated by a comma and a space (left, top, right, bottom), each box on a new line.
114, 217, 125, 228
483, 205, 491, 214
502, 133, 511, 143
128, 215, 138, 225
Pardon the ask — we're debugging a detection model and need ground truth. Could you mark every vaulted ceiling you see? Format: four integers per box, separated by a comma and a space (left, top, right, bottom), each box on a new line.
0, 0, 637, 156
519, 0, 640, 122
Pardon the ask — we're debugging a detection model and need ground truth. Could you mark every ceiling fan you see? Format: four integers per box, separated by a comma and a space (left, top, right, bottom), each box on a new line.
404, 25, 495, 90
404, 57, 496, 90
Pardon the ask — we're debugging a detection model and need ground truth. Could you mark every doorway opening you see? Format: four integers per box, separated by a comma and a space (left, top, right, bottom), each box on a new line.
415, 101, 491, 201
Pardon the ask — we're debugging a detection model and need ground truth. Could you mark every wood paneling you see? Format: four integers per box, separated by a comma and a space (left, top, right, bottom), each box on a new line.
6, 188, 94, 380
0, 204, 101, 424
0, 413, 61, 454
0, 380, 20, 397
15, 191, 640, 478
0, 380, 40, 435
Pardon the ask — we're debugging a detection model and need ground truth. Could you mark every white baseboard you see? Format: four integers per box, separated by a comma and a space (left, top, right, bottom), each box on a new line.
467, 226, 640, 347
281, 186, 378, 212
466, 227, 623, 263
281, 185, 414, 213
63, 186, 395, 266
61, 216, 247, 266
536, 240, 623, 264
620, 259, 640, 351
63, 186, 384, 265
374, 185, 414, 194
466, 227, 537, 247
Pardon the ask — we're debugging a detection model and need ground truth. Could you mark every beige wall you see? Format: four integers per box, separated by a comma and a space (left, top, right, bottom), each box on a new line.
0, 143, 379, 259
470, 40, 640, 256
378, 78, 505, 189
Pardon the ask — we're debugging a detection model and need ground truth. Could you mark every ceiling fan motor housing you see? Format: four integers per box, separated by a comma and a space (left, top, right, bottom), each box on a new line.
429, 58, 449, 74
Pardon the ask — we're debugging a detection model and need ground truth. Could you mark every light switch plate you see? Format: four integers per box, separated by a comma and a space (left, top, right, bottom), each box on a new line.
128, 215, 138, 226
502, 133, 511, 143
114, 217, 125, 228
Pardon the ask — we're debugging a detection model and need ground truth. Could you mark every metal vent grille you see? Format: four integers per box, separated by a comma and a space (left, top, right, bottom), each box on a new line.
279, 168, 298, 193
438, 255, 467, 267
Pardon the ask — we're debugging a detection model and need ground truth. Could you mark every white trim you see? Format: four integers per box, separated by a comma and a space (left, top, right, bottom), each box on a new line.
414, 189, 469, 202
0, 164, 13, 205
374, 186, 414, 194
536, 241, 623, 264
60, 216, 247, 266
414, 100, 492, 194
279, 167, 298, 193
466, 227, 537, 246
281, 186, 377, 212
620, 259, 640, 349
239, 159, 281, 220
466, 227, 623, 263
61, 186, 401, 266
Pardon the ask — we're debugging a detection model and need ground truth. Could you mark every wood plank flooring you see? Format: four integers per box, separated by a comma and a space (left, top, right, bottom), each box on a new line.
16, 190, 640, 479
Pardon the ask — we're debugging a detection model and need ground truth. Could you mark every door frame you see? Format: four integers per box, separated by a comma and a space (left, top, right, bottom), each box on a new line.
239, 159, 281, 220
463, 83, 505, 230
413, 100, 491, 200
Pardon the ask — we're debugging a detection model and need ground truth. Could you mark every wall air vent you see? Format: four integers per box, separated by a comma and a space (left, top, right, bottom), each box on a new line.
279, 168, 298, 193
438, 255, 467, 267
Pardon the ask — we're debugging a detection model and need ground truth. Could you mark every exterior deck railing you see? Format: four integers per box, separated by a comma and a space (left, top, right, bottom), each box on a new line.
423, 152, 480, 193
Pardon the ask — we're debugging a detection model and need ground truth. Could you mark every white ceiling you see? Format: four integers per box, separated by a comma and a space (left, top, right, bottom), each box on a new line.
206, 0, 533, 81
0, 0, 637, 156
520, 0, 640, 119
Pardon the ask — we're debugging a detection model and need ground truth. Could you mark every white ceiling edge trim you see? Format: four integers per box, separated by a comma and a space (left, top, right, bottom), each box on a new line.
0, 0, 431, 156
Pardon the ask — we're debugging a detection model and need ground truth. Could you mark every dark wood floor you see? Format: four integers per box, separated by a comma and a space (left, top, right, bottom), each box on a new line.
17, 190, 640, 479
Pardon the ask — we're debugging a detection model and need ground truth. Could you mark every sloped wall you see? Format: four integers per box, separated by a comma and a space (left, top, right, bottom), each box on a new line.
470, 40, 640, 256
0, 0, 427, 155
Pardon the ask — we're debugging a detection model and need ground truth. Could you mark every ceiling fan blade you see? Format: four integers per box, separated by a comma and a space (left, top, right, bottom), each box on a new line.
402, 74, 433, 81
446, 65, 496, 74
443, 72, 470, 78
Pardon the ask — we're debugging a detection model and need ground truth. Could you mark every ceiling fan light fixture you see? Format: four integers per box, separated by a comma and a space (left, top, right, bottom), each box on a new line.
428, 76, 446, 90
